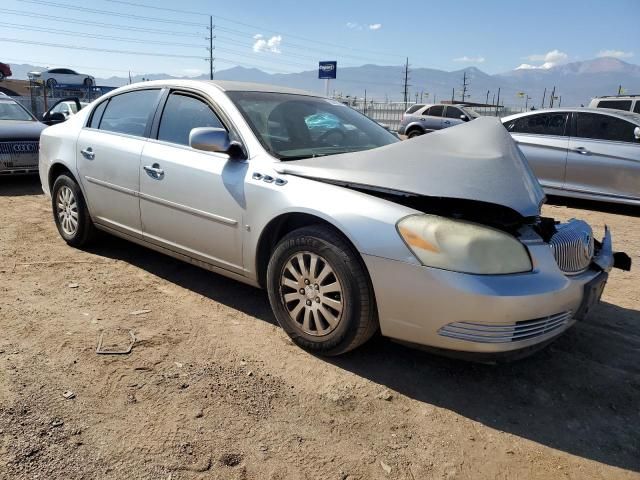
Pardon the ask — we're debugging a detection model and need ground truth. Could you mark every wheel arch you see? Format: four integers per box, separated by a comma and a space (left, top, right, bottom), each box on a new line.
255, 212, 365, 289
48, 163, 76, 193
404, 123, 424, 135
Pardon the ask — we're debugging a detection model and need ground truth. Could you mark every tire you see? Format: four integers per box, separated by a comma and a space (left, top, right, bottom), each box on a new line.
51, 174, 97, 247
266, 225, 378, 356
407, 128, 424, 138
84, 77, 93, 87
46, 78, 57, 88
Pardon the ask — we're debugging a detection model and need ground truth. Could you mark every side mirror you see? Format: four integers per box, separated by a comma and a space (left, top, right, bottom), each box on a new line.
460, 114, 469, 122
634, 126, 640, 141
189, 127, 245, 159
43, 112, 66, 125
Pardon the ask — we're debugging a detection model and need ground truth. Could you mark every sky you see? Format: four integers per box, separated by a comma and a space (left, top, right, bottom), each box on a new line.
1, 0, 638, 78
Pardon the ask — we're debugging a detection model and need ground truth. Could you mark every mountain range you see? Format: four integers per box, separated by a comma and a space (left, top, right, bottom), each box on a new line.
7, 57, 640, 107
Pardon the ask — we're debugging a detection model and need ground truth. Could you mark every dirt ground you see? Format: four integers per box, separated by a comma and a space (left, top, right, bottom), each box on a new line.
1, 175, 639, 480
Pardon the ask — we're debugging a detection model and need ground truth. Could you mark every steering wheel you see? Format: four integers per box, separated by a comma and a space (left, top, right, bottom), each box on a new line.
317, 128, 346, 146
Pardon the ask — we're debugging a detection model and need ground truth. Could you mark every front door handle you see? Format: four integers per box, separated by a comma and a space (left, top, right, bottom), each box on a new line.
443, 120, 451, 124
143, 163, 164, 179
573, 147, 590, 155
80, 147, 95, 160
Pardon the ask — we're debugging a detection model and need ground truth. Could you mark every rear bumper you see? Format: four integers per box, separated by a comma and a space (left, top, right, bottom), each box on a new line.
363, 229, 614, 355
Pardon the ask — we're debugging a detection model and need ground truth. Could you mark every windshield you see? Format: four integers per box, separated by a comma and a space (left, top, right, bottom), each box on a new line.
0, 100, 35, 121
227, 91, 399, 160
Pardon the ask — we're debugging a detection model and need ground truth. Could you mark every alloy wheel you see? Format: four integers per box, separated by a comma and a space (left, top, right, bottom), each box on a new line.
280, 251, 344, 336
56, 185, 79, 236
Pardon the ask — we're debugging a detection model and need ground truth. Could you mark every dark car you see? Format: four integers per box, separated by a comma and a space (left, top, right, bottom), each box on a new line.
0, 95, 80, 175
0, 62, 11, 80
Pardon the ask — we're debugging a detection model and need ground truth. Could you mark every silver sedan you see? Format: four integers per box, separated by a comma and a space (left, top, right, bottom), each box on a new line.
502, 108, 640, 206
38, 81, 627, 359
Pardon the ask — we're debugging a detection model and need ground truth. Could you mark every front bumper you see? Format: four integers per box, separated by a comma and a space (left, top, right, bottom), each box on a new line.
363, 229, 614, 355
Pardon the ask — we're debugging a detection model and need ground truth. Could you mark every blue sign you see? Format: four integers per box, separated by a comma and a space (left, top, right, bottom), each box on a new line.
318, 61, 337, 79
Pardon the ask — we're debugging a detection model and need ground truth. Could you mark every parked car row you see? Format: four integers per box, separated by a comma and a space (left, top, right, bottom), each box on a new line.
33, 80, 630, 361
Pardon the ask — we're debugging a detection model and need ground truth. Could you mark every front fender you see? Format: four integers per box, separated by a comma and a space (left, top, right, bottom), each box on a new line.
243, 172, 421, 280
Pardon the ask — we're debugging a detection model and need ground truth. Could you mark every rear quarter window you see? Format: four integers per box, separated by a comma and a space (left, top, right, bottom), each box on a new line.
597, 100, 633, 111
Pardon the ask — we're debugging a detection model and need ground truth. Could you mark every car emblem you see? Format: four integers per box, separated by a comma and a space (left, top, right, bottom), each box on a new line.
581, 231, 593, 260
13, 143, 37, 153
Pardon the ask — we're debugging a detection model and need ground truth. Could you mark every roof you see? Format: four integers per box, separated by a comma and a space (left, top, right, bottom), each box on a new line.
115, 79, 319, 97
206, 80, 317, 96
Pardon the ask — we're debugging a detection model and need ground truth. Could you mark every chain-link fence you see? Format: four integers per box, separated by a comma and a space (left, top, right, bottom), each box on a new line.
346, 99, 528, 132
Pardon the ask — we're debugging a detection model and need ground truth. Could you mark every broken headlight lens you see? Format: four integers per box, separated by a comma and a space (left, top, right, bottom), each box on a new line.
397, 214, 532, 274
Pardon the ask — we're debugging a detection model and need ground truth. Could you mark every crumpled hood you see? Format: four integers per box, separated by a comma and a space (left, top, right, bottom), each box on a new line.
274, 117, 546, 217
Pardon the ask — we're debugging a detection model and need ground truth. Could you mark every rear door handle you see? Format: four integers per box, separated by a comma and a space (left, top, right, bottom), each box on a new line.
573, 147, 590, 155
143, 163, 164, 179
80, 147, 95, 160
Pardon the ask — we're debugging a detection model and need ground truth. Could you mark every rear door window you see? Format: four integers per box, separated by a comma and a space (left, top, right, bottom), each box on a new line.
575, 113, 638, 143
445, 106, 463, 118
98, 89, 161, 137
508, 112, 568, 136
634, 102, 640, 114
597, 100, 632, 111
425, 105, 444, 117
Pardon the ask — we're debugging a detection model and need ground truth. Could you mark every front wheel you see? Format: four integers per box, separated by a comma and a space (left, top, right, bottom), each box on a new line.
84, 77, 94, 87
51, 174, 97, 247
46, 78, 57, 88
266, 225, 378, 356
407, 129, 424, 138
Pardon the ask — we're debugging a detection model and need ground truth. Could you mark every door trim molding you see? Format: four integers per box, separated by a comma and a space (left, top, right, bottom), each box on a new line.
139, 192, 238, 226
85, 175, 139, 197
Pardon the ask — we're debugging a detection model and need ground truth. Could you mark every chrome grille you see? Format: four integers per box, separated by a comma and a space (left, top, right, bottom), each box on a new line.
438, 311, 572, 343
549, 219, 595, 275
0, 141, 39, 171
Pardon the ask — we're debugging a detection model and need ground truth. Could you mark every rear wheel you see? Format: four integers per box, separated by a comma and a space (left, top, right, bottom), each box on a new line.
46, 78, 57, 88
266, 225, 378, 356
407, 128, 424, 138
84, 77, 94, 87
51, 174, 96, 247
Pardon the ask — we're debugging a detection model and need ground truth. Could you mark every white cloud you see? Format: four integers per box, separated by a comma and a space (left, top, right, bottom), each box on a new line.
347, 22, 382, 31
516, 49, 568, 70
597, 49, 633, 59
453, 55, 485, 63
253, 34, 282, 54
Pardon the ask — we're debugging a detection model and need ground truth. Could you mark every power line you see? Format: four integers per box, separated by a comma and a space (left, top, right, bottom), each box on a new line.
0, 22, 204, 48
18, 0, 207, 27
0, 8, 203, 37
102, 0, 402, 59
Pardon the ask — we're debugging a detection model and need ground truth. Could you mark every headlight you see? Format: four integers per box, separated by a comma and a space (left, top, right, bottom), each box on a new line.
397, 214, 532, 274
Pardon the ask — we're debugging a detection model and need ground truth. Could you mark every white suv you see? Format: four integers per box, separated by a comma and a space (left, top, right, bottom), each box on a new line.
589, 95, 640, 113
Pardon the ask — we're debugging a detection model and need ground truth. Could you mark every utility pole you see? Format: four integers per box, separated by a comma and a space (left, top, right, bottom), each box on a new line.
549, 86, 556, 108
207, 15, 216, 80
495, 87, 501, 116
402, 58, 411, 107
558, 96, 562, 107
461, 71, 470, 102
541, 88, 546, 108
364, 89, 367, 114
451, 88, 455, 103
618, 84, 623, 95
485, 90, 490, 105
